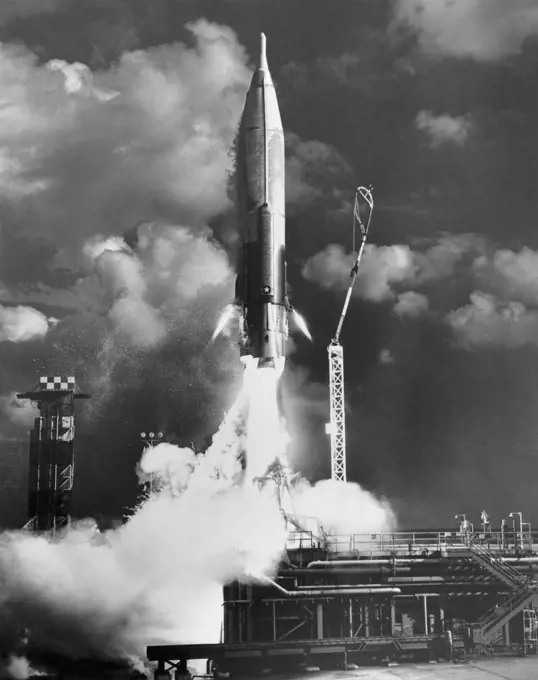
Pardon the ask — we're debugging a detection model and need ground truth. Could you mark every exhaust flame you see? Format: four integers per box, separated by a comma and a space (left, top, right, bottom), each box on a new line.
242, 356, 288, 482
292, 309, 312, 342
210, 304, 238, 343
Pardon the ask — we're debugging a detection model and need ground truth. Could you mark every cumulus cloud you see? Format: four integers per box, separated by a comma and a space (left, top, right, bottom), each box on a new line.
393, 0, 538, 61
302, 233, 484, 310
415, 110, 472, 148
394, 291, 429, 318
474, 246, 538, 306
447, 291, 538, 348
0, 305, 51, 342
0, 20, 251, 467
302, 243, 415, 303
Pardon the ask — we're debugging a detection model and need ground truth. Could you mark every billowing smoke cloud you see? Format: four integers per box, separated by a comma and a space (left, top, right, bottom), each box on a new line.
0, 355, 396, 666
392, 0, 538, 61
47, 60, 120, 102
292, 479, 396, 535
0, 393, 39, 428
0, 18, 251, 259
0, 305, 52, 342
0, 395, 287, 663
415, 110, 472, 148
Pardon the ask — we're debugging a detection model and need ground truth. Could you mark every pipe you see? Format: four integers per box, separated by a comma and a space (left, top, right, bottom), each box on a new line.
307, 557, 538, 568
307, 559, 446, 568
280, 567, 411, 575
295, 583, 403, 590
262, 577, 400, 598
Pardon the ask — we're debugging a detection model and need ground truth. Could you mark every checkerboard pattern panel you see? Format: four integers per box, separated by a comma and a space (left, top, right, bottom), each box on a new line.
39, 376, 76, 391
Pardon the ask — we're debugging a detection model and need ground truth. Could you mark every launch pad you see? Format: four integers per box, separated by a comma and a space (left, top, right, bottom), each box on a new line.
147, 525, 538, 675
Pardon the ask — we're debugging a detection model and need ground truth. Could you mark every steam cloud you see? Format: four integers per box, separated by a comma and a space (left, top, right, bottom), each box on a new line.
0, 363, 396, 669
0, 16, 399, 672
0, 305, 52, 343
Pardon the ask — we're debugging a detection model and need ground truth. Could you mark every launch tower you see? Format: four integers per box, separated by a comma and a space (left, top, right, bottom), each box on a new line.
18, 376, 90, 534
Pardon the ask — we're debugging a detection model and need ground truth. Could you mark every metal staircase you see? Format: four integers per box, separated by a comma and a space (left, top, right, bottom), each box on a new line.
466, 536, 538, 647
472, 589, 537, 645
467, 538, 529, 589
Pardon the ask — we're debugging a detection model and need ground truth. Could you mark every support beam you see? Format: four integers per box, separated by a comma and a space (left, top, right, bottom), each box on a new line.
423, 595, 429, 635
317, 604, 324, 640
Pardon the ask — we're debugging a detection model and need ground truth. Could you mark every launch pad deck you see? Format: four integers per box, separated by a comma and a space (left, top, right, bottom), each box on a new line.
147, 528, 538, 675
147, 634, 445, 666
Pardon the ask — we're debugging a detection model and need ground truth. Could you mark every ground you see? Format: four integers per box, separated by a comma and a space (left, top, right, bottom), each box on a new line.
280, 658, 538, 679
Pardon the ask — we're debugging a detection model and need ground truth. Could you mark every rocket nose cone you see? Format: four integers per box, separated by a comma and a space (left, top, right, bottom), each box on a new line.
260, 32, 268, 71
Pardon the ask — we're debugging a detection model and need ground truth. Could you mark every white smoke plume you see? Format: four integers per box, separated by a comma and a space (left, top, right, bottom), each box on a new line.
6, 655, 45, 680
0, 305, 52, 342
0, 393, 39, 428
292, 479, 396, 536
0, 380, 287, 663
0, 356, 397, 666
392, 0, 538, 61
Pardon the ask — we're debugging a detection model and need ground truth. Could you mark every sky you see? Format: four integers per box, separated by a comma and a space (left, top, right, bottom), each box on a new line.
0, 0, 538, 529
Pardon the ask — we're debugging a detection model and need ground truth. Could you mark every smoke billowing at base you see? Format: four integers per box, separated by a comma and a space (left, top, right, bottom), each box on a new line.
0, 362, 395, 670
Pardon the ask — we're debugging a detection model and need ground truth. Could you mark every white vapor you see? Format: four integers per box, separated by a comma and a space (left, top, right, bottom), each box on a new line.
6, 655, 45, 680
0, 304, 51, 342
292, 479, 396, 536
393, 0, 538, 61
0, 393, 39, 428
415, 110, 472, 148
0, 384, 287, 663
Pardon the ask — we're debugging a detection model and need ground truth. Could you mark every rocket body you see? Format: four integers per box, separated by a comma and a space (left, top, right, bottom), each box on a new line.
235, 33, 289, 368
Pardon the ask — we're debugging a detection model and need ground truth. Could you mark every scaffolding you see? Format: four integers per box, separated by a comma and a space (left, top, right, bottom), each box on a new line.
326, 186, 374, 482
17, 376, 90, 535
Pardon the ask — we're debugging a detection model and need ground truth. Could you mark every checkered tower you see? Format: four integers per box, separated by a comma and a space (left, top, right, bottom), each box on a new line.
17, 376, 90, 534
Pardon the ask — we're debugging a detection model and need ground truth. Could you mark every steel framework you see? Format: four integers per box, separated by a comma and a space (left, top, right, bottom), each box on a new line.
17, 376, 90, 535
327, 186, 374, 482
148, 524, 538, 675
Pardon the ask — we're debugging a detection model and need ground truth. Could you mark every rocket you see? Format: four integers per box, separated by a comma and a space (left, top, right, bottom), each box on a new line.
213, 33, 310, 366
234, 33, 292, 369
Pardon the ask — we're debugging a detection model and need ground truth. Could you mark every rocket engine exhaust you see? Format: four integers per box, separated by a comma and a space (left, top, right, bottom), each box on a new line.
213, 33, 310, 368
